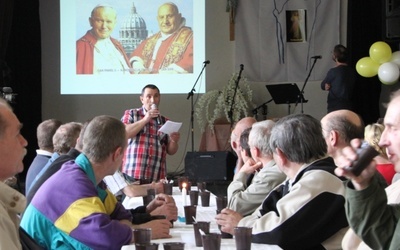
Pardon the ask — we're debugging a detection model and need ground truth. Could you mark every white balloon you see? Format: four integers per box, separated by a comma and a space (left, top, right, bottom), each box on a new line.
390, 51, 400, 68
378, 62, 400, 84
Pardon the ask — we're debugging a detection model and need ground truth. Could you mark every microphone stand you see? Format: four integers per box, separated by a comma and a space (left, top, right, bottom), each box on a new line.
252, 99, 273, 120
187, 61, 209, 152
229, 64, 244, 129
295, 57, 319, 113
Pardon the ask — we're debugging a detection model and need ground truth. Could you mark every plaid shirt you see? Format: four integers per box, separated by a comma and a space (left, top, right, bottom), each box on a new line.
121, 107, 168, 182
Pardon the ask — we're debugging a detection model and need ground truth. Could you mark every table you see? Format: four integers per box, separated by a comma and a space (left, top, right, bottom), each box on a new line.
122, 187, 281, 250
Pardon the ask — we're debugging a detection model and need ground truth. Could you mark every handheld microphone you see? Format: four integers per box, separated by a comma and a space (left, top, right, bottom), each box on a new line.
203, 60, 210, 64
311, 55, 322, 59
150, 104, 161, 125
240, 64, 244, 70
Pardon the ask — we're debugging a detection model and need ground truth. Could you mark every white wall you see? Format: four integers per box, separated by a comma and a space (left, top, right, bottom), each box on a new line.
39, 1, 347, 173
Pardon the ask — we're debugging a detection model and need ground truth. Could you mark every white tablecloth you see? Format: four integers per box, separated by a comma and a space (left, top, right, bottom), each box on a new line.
122, 187, 281, 250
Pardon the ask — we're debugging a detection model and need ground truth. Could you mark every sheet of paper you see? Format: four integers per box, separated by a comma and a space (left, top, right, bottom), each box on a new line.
159, 121, 182, 135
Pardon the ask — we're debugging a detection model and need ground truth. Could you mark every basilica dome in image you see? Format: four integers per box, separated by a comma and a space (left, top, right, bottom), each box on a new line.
119, 2, 148, 56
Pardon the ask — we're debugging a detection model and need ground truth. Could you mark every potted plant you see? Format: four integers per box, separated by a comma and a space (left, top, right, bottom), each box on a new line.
195, 73, 254, 133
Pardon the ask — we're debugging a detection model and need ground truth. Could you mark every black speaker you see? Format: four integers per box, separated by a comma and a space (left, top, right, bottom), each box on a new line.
385, 0, 400, 40
185, 151, 237, 182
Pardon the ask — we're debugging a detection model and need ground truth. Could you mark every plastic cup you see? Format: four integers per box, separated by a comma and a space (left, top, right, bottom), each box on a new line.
193, 221, 210, 247
215, 196, 227, 211
201, 233, 221, 250
197, 181, 207, 191
189, 190, 199, 206
163, 242, 185, 250
147, 188, 156, 196
200, 191, 210, 207
234, 227, 253, 250
142, 195, 154, 206
186, 181, 192, 192
132, 228, 151, 244
183, 205, 197, 225
135, 243, 158, 250
163, 183, 173, 195
178, 176, 189, 191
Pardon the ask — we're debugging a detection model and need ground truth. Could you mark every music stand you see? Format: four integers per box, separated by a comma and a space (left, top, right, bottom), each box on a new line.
266, 83, 308, 114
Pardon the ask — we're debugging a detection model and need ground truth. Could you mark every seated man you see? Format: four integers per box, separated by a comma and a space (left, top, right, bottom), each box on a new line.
21, 115, 171, 249
230, 117, 257, 173
320, 109, 364, 166
25, 118, 62, 194
0, 98, 28, 249
216, 114, 348, 249
227, 120, 285, 216
335, 90, 400, 250
27, 121, 83, 195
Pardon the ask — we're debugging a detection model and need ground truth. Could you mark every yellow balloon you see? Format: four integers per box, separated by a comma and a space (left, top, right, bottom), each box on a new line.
356, 57, 380, 77
369, 41, 392, 64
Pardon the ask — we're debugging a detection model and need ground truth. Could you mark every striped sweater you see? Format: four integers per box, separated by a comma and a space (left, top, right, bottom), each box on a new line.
238, 157, 348, 250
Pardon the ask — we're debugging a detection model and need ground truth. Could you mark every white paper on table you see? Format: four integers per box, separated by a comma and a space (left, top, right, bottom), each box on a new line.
159, 120, 182, 135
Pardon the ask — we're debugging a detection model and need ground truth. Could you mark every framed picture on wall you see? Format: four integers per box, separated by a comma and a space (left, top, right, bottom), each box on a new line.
286, 9, 307, 42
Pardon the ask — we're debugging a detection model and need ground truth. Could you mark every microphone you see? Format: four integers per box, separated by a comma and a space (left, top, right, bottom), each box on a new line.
203, 60, 210, 65
150, 104, 161, 125
240, 64, 244, 70
311, 55, 322, 59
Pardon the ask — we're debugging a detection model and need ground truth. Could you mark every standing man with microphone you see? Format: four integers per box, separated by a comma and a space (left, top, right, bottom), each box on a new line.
121, 84, 180, 182
321, 44, 356, 113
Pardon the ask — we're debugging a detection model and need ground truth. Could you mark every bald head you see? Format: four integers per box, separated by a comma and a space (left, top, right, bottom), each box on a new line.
322, 110, 364, 140
321, 109, 364, 161
231, 117, 257, 152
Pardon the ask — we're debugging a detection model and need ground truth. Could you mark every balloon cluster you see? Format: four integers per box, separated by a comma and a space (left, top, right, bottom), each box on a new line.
356, 41, 400, 85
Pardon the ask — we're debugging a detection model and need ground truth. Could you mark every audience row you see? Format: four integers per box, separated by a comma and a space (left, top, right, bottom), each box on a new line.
1, 89, 400, 249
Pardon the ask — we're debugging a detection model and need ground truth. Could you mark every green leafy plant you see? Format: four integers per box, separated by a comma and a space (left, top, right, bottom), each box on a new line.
195, 73, 254, 133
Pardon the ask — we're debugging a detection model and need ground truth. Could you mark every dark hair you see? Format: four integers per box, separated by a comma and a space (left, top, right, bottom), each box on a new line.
333, 44, 349, 63
37, 119, 63, 151
141, 84, 160, 96
240, 127, 252, 157
82, 115, 126, 162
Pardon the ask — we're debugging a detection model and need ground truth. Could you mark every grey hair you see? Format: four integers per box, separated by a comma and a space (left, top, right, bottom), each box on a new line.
0, 98, 12, 138
325, 116, 364, 144
269, 114, 327, 163
82, 115, 126, 163
249, 120, 275, 156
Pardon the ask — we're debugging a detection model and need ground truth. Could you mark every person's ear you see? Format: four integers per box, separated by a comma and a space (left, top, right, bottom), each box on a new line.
275, 148, 287, 166
231, 140, 238, 151
252, 147, 261, 159
112, 146, 124, 161
329, 130, 339, 147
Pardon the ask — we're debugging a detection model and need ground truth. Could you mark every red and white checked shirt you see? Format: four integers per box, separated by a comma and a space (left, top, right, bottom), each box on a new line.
121, 107, 169, 182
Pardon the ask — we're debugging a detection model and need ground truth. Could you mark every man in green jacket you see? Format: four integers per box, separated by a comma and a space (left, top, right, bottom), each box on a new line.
335, 89, 400, 250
